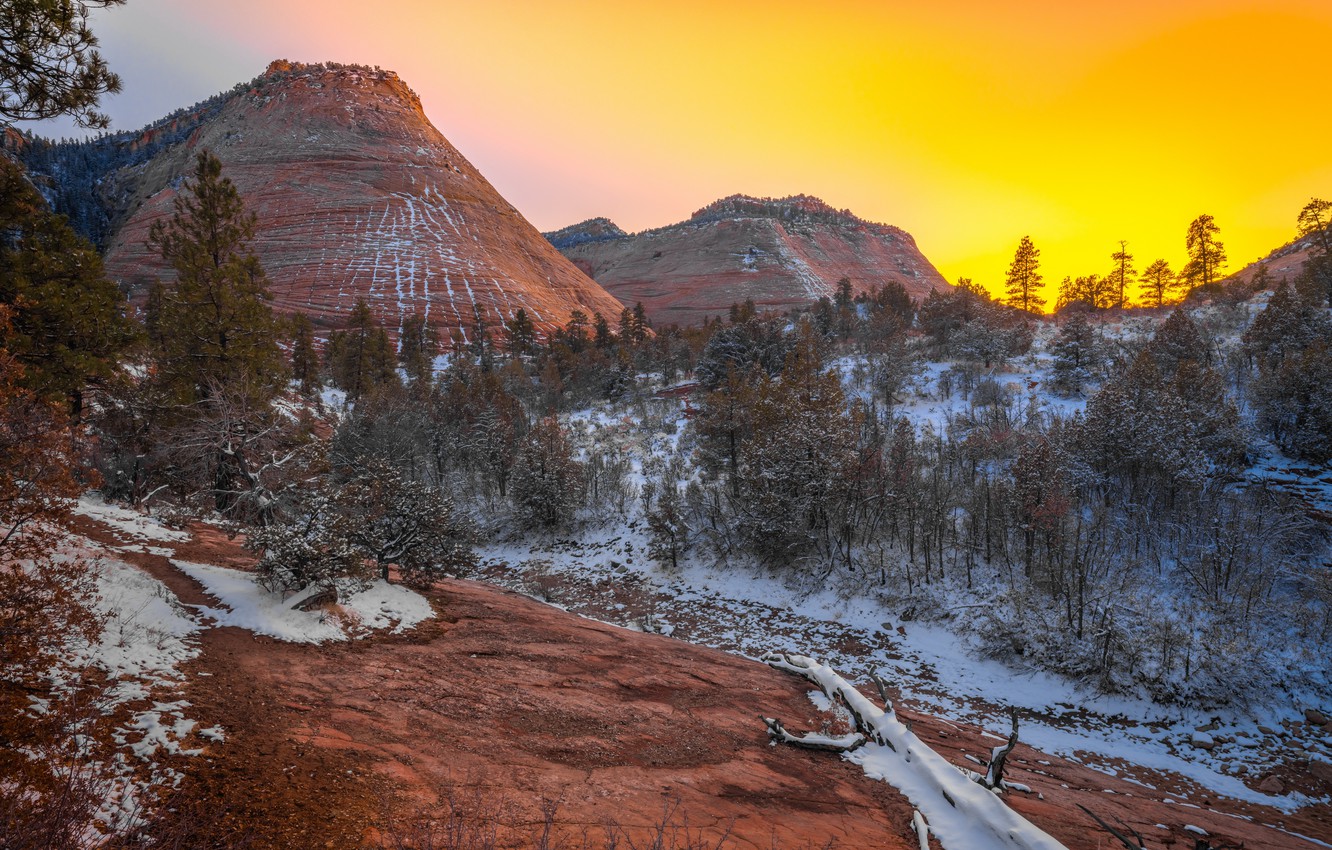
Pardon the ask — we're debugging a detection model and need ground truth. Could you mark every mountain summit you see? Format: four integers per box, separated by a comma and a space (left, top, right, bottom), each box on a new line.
546, 194, 950, 327
18, 61, 624, 337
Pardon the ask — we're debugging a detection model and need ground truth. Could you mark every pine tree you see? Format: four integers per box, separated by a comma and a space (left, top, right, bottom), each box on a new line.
592, 311, 613, 349
398, 311, 436, 388
1138, 259, 1175, 308
645, 480, 688, 571
1181, 214, 1227, 289
1004, 235, 1045, 313
1108, 240, 1135, 309
504, 307, 535, 355
1296, 197, 1332, 302
631, 302, 650, 342
147, 151, 284, 406
289, 312, 320, 397
0, 158, 132, 414
1147, 309, 1209, 375
0, 0, 125, 128
511, 415, 582, 529
1049, 311, 1096, 395
327, 300, 400, 402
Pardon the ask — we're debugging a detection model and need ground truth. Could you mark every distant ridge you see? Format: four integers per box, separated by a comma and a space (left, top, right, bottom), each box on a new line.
546, 194, 950, 327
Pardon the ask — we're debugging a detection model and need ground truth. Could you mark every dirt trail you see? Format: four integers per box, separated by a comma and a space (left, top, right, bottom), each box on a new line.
70, 512, 1332, 850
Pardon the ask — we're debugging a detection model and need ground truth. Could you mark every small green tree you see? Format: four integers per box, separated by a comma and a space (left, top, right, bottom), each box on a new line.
327, 299, 399, 402
397, 311, 436, 389
147, 151, 285, 406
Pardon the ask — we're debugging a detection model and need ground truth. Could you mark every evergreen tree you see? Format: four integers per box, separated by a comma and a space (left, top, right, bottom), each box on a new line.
147, 151, 284, 406
592, 311, 613, 349
511, 415, 582, 529
1004, 235, 1045, 313
1147, 309, 1209, 375
289, 312, 320, 397
645, 479, 688, 571
630, 302, 650, 343
1242, 281, 1332, 365
1108, 240, 1135, 309
327, 299, 399, 402
560, 310, 590, 354
1181, 214, 1227, 288
504, 307, 535, 355
1049, 311, 1096, 395
1138, 259, 1176, 308
1295, 197, 1332, 302
397, 311, 436, 388
0, 0, 125, 128
0, 158, 131, 413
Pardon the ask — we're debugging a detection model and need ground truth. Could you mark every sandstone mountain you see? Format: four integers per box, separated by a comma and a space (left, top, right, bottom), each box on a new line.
15, 61, 625, 337
547, 195, 951, 327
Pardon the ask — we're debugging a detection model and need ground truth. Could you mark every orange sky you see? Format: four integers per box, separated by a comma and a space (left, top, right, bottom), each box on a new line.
36, 0, 1332, 304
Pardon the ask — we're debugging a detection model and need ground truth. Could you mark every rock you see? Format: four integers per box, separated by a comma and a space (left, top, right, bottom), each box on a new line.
1190, 731, 1216, 750
1306, 708, 1328, 725
1310, 759, 1332, 785
41, 62, 625, 339
1257, 775, 1284, 794
1257, 724, 1276, 735
547, 195, 950, 328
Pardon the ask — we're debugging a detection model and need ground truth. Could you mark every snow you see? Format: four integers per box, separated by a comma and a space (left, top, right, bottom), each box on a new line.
47, 543, 206, 833
172, 560, 434, 643
73, 495, 189, 543
767, 654, 1068, 850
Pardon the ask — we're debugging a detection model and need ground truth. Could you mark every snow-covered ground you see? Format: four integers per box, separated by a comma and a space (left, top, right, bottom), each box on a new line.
47, 539, 204, 832
174, 560, 434, 643
477, 528, 1326, 815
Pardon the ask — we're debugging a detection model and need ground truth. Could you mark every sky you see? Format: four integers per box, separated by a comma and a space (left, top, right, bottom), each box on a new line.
31, 0, 1332, 303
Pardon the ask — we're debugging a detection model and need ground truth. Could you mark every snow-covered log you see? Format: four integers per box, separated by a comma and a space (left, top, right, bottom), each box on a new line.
980, 710, 1020, 790
760, 715, 866, 752
763, 653, 1069, 850
912, 810, 931, 850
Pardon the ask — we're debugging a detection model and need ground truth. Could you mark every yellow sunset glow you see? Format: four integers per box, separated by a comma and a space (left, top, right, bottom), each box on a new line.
73, 0, 1332, 304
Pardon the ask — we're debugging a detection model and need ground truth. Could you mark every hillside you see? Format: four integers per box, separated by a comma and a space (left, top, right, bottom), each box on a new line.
60, 498, 1327, 850
546, 195, 951, 327
13, 61, 625, 337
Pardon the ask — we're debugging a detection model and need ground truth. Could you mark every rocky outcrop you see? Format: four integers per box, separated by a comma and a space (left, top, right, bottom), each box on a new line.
26, 61, 624, 338
547, 194, 950, 327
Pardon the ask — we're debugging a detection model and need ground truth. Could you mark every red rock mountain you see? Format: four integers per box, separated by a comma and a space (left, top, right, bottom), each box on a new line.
49, 61, 627, 338
1230, 226, 1329, 288
546, 195, 951, 327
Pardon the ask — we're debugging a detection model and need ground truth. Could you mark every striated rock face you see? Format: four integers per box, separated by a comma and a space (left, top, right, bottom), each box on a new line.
547, 194, 951, 327
40, 61, 625, 338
